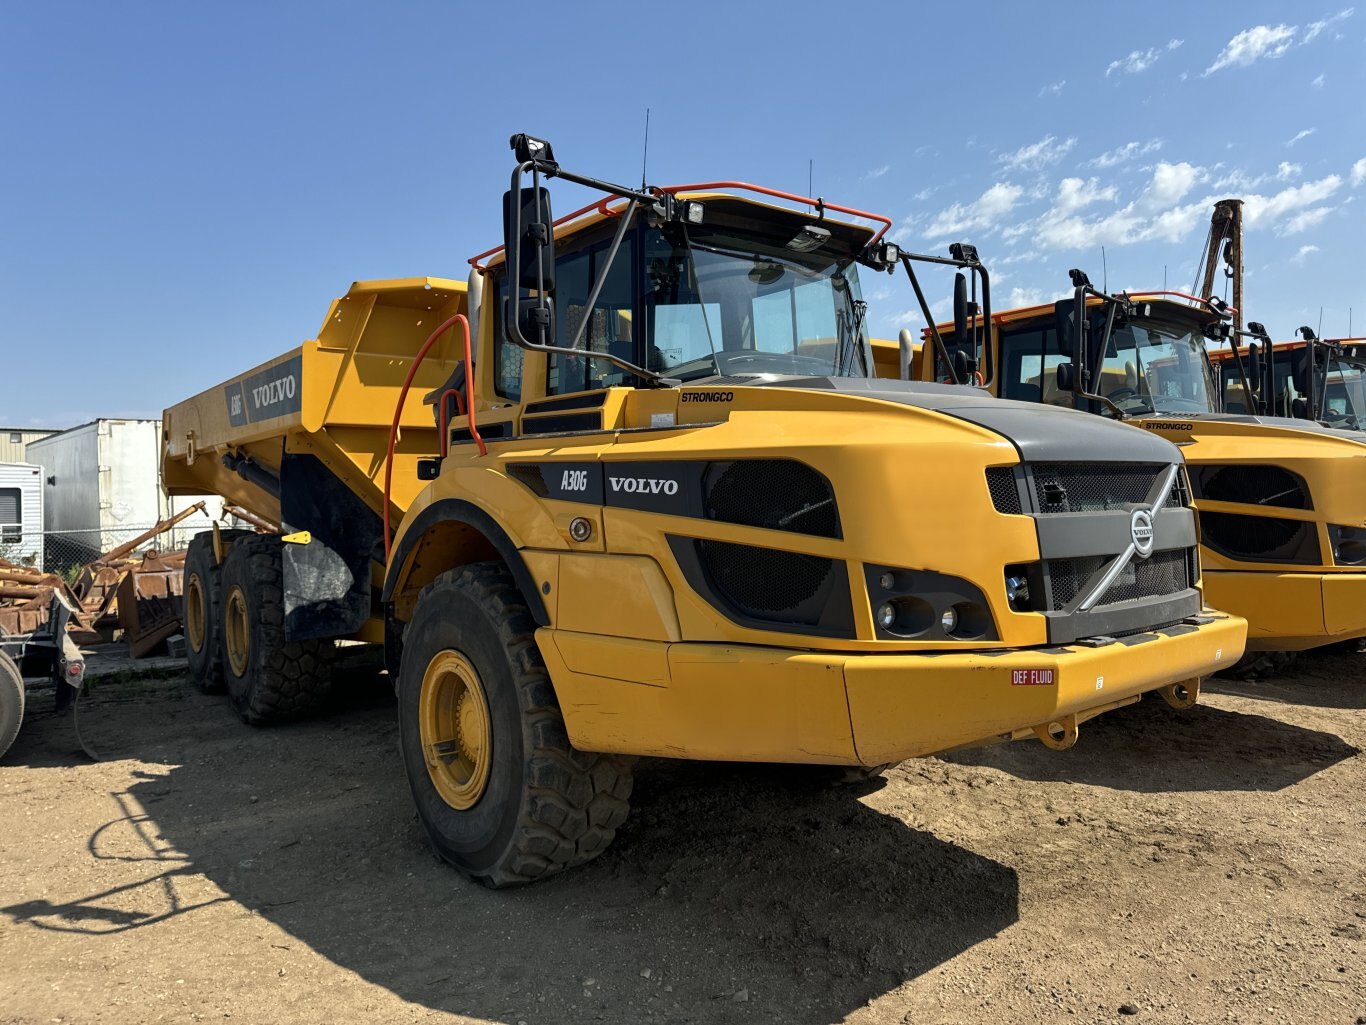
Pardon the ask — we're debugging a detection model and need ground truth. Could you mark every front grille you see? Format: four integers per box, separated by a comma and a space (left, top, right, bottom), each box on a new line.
985, 467, 1022, 514
1200, 512, 1321, 564
703, 460, 841, 539
1045, 548, 1196, 611
1031, 462, 1182, 513
696, 540, 834, 622
1192, 464, 1311, 510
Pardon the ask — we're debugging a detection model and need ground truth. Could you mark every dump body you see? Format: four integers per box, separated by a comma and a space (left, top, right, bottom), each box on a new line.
162, 277, 470, 641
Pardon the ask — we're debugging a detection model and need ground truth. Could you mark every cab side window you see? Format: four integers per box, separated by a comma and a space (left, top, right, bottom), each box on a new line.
492, 275, 522, 402
548, 236, 635, 395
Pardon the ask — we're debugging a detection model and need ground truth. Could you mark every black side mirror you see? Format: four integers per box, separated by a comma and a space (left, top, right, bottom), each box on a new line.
1291, 352, 1310, 393
503, 186, 557, 291
953, 273, 968, 343
1246, 341, 1261, 394
1053, 299, 1076, 358
950, 348, 971, 383
1056, 362, 1076, 392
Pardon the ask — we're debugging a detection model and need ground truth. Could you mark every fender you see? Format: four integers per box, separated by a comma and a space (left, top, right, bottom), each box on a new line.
382, 498, 550, 626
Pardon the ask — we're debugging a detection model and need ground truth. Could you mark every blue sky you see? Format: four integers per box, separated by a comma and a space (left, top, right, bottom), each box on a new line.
3, 1, 1363, 427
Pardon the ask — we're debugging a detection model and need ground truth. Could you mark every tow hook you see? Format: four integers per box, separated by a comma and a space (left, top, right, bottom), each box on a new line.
1159, 677, 1201, 710
1033, 713, 1079, 751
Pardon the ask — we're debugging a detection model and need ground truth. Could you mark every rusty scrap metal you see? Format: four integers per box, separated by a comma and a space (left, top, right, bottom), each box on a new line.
223, 504, 278, 534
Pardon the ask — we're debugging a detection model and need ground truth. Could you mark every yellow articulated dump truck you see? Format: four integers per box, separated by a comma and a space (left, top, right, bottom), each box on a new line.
896, 255, 1366, 655
163, 135, 1244, 886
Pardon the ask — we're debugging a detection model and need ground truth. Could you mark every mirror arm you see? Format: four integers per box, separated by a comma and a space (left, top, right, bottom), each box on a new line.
976, 263, 993, 384
505, 164, 669, 384
899, 257, 960, 384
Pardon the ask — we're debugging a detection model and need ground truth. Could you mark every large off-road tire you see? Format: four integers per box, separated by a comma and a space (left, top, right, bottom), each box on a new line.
220, 534, 335, 725
398, 562, 633, 887
0, 649, 24, 762
183, 531, 248, 693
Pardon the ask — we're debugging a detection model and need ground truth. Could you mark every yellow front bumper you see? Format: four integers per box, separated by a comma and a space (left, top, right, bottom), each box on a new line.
1204, 569, 1366, 651
539, 612, 1247, 766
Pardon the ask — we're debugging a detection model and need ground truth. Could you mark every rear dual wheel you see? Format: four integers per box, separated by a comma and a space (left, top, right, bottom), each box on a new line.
183, 530, 250, 694
218, 535, 335, 724
398, 562, 633, 887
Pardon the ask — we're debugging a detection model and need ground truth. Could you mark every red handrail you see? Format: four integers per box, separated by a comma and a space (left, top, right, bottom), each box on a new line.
382, 314, 484, 562
469, 181, 892, 269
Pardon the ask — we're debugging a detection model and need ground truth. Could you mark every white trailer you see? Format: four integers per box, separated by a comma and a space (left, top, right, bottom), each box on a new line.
0, 462, 43, 570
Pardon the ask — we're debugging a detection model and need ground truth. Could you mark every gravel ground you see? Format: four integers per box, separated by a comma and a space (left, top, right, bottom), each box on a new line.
0, 646, 1363, 1025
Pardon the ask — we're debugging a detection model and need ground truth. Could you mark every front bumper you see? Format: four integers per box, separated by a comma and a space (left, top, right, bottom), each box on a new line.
540, 612, 1247, 766
1203, 569, 1366, 651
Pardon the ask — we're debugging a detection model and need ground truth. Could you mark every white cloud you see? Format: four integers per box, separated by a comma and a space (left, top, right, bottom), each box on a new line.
1027, 162, 1209, 251
1205, 24, 1297, 74
1107, 47, 1162, 76
1087, 139, 1163, 169
1277, 161, 1303, 180
1055, 177, 1118, 214
1350, 157, 1366, 186
1038, 80, 1066, 97
1008, 287, 1047, 308
1312, 72, 1327, 88
997, 135, 1076, 172
1285, 128, 1316, 147
925, 182, 1025, 237
1167, 38, 1184, 50
1278, 207, 1334, 235
1292, 244, 1320, 264
864, 165, 890, 180
1302, 7, 1354, 43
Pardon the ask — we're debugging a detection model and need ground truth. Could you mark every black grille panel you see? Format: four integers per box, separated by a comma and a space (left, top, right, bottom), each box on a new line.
703, 460, 841, 539
985, 467, 1022, 514
506, 464, 548, 497
1045, 549, 1196, 611
697, 540, 833, 621
1193, 464, 1311, 510
1031, 462, 1181, 513
1200, 512, 1321, 564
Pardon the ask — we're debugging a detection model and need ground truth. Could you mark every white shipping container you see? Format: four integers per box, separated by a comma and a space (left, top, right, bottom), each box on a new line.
0, 462, 44, 570
26, 419, 164, 560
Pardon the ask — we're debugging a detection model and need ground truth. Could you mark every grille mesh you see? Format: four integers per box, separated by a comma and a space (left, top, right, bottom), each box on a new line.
697, 540, 833, 620
1196, 465, 1310, 510
1031, 463, 1181, 513
985, 467, 1022, 514
704, 461, 841, 539
1200, 512, 1319, 563
507, 464, 548, 497
1045, 548, 1195, 611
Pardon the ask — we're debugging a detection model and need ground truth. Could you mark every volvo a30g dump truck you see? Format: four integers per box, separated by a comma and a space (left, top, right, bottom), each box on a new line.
163, 135, 1244, 886
899, 258, 1366, 655
1211, 331, 1366, 429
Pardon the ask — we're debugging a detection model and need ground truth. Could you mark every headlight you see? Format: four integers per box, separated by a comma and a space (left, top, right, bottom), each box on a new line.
1328, 524, 1366, 566
865, 565, 997, 641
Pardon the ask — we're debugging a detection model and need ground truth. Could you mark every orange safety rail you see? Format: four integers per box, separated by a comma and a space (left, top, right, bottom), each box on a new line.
470, 182, 891, 270
382, 314, 484, 561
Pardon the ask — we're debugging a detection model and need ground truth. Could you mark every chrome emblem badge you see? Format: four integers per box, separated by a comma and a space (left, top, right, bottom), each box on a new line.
1130, 508, 1155, 558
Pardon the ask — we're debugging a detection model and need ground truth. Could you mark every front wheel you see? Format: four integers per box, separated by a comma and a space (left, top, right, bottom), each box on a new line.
397, 562, 633, 887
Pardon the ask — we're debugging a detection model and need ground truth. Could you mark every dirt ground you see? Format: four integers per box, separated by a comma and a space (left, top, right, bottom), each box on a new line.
1, 647, 1363, 1025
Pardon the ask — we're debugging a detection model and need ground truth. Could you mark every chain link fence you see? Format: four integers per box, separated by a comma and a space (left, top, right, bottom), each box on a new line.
38, 520, 224, 578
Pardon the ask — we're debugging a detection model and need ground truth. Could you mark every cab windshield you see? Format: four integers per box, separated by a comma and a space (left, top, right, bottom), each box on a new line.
1095, 320, 1218, 415
643, 223, 869, 381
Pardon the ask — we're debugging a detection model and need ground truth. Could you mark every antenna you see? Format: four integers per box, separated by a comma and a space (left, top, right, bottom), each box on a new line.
1318, 306, 1324, 339
1101, 246, 1108, 292
808, 159, 813, 197
1163, 264, 1167, 291
639, 108, 651, 190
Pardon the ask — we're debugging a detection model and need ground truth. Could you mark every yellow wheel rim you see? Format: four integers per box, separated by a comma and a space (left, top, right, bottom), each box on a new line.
418, 650, 492, 810
185, 572, 207, 654
224, 585, 250, 677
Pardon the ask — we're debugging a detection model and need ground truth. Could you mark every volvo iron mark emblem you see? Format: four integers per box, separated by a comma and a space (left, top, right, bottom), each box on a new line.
1130, 508, 1155, 558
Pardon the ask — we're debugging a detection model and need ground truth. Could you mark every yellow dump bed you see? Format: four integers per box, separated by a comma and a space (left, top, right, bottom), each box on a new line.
163, 277, 469, 529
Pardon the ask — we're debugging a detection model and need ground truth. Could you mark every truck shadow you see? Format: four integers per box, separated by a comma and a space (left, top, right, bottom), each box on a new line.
1, 682, 1020, 1025
1207, 648, 1366, 710
943, 696, 1359, 792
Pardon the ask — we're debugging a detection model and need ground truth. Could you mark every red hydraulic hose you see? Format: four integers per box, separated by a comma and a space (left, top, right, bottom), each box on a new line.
383, 313, 484, 562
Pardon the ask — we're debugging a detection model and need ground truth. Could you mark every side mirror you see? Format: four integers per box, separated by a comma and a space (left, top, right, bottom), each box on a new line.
1291, 352, 1310, 393
1056, 362, 1076, 392
507, 295, 557, 348
1053, 299, 1076, 358
502, 186, 557, 291
1246, 341, 1261, 394
953, 273, 968, 343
